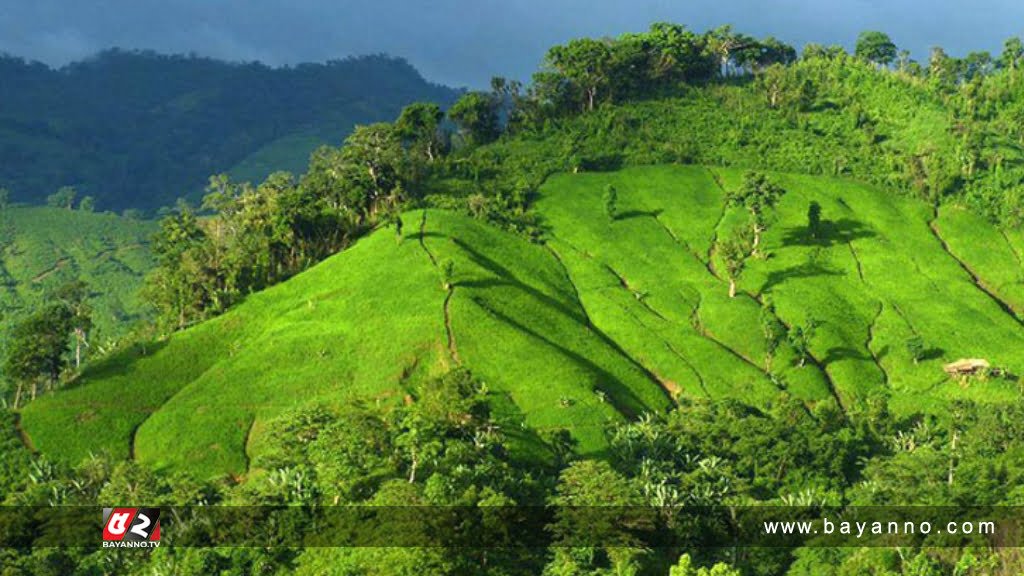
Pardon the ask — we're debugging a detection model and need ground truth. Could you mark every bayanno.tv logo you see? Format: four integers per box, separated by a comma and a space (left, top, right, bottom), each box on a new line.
102, 508, 161, 548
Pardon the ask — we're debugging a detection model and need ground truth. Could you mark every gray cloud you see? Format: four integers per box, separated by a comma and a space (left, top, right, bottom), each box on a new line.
0, 0, 1021, 87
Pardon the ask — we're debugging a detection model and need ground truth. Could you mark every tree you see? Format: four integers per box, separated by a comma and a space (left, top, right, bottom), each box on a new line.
55, 280, 93, 369
999, 37, 1024, 73
807, 201, 822, 239
855, 31, 897, 67
788, 317, 818, 367
718, 228, 752, 298
671, 554, 741, 576
906, 336, 925, 365
144, 204, 209, 330
758, 63, 791, 109
78, 196, 96, 212
545, 38, 616, 111
342, 124, 406, 217
603, 184, 618, 221
760, 301, 784, 370
0, 187, 9, 211
4, 304, 73, 405
395, 102, 444, 163
441, 259, 455, 291
447, 92, 500, 145
728, 172, 786, 257
47, 186, 77, 210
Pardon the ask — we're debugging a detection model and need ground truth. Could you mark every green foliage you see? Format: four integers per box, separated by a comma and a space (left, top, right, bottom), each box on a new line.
14, 24, 1024, 576
0, 52, 459, 210
603, 184, 618, 221
855, 31, 898, 67
3, 280, 93, 405
45, 186, 76, 210
671, 554, 741, 576
719, 227, 752, 298
447, 91, 501, 145
728, 171, 786, 257
906, 335, 926, 364
77, 196, 95, 212
788, 316, 818, 368
0, 206, 155, 394
806, 201, 822, 238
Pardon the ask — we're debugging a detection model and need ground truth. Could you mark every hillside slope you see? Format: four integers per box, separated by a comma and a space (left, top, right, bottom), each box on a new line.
0, 206, 155, 353
20, 165, 1024, 477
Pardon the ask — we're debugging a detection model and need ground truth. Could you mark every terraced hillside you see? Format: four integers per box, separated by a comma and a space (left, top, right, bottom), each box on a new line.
0, 206, 155, 352
20, 166, 1024, 478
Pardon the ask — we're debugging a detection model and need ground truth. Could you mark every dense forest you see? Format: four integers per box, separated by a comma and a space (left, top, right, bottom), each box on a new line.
4, 23, 1024, 575
0, 50, 459, 211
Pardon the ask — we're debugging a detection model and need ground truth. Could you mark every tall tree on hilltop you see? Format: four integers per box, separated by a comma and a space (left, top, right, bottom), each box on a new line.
47, 186, 77, 210
395, 102, 445, 163
855, 31, 897, 67
545, 38, 616, 112
447, 92, 501, 145
999, 37, 1024, 75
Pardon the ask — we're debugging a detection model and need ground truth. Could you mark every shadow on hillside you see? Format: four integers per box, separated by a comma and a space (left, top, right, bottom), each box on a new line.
468, 294, 655, 419
821, 346, 872, 365
61, 339, 170, 391
617, 209, 663, 221
781, 218, 876, 248
446, 237, 588, 325
760, 262, 845, 293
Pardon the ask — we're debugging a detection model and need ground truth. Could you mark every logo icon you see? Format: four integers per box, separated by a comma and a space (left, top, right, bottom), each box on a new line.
102, 508, 161, 547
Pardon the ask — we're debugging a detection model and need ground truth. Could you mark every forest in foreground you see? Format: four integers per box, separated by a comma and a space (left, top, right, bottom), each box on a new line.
3, 24, 1024, 575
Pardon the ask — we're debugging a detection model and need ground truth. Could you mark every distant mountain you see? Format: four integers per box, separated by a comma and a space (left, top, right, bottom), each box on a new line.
0, 50, 460, 211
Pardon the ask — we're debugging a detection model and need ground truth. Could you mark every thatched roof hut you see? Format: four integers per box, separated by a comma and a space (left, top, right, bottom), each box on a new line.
943, 358, 990, 377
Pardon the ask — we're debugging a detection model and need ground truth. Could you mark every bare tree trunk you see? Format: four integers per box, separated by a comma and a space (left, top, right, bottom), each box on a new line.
752, 223, 764, 256
13, 382, 22, 409
728, 278, 737, 298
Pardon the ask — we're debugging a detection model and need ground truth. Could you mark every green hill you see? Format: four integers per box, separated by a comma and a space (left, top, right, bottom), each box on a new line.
21, 165, 1024, 478
0, 206, 155, 358
0, 51, 458, 210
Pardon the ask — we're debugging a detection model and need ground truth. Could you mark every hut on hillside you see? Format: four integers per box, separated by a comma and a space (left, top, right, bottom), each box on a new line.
943, 358, 990, 378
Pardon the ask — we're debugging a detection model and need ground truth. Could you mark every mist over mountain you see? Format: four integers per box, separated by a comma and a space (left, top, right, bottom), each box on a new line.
0, 50, 459, 211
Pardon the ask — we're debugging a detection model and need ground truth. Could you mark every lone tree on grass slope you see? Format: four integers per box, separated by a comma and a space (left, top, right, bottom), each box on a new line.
718, 227, 753, 298
603, 184, 618, 221
728, 172, 786, 258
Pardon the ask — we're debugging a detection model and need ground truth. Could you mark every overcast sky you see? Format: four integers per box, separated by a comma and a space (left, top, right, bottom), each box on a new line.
1, 0, 1021, 88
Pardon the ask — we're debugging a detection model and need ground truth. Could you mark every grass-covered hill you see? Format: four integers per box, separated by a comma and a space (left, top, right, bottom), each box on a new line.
0, 51, 458, 210
0, 205, 155, 351
21, 165, 1024, 478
